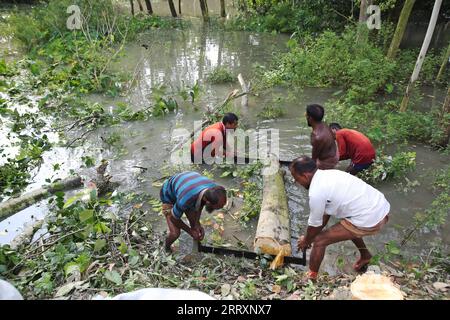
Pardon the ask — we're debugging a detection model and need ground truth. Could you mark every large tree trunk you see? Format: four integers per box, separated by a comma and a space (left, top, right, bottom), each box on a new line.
254, 156, 291, 270
437, 87, 450, 148
0, 176, 82, 221
144, 0, 153, 15
387, 0, 416, 59
220, 0, 226, 18
436, 43, 450, 82
359, 0, 370, 23
168, 0, 178, 17
400, 0, 442, 112
199, 0, 209, 22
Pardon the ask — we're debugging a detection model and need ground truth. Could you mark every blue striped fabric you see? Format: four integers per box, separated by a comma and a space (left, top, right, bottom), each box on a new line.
160, 171, 217, 219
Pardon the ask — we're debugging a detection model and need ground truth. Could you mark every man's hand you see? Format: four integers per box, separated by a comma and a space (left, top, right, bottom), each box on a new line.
190, 226, 205, 241
297, 235, 311, 252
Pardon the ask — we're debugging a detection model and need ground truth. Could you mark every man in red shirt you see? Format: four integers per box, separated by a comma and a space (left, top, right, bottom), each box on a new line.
329, 123, 376, 175
191, 113, 238, 163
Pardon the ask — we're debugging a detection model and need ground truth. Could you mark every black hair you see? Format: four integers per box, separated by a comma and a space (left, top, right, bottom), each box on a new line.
289, 156, 317, 175
306, 104, 324, 122
204, 186, 227, 204
222, 113, 238, 125
329, 123, 342, 130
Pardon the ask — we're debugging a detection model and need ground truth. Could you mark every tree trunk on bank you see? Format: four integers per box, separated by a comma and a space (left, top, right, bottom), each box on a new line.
178, 0, 182, 15
356, 0, 372, 43
400, 0, 442, 112
220, 0, 226, 18
436, 43, 450, 82
130, 0, 135, 16
0, 176, 83, 221
144, 0, 153, 15
199, 0, 209, 22
168, 0, 178, 17
254, 156, 291, 270
387, 0, 416, 59
359, 0, 370, 22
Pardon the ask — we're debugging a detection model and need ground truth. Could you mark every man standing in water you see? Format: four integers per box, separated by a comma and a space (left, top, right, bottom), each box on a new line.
191, 113, 239, 163
289, 156, 390, 281
329, 123, 376, 175
305, 104, 338, 169
160, 171, 227, 252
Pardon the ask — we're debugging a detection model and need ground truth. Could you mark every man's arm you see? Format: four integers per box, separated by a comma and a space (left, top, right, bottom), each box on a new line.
298, 214, 330, 250
169, 215, 192, 235
185, 209, 204, 240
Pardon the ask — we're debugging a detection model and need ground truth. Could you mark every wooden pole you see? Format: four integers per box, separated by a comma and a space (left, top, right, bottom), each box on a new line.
199, 0, 209, 22
144, 0, 153, 15
220, 0, 226, 18
400, 0, 442, 112
237, 73, 249, 108
168, 0, 178, 17
129, 0, 135, 16
0, 176, 82, 221
254, 155, 291, 270
137, 0, 144, 12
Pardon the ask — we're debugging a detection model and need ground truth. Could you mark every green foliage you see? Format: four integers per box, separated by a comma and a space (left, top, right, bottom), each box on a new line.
413, 167, 450, 230
207, 67, 235, 84
228, 1, 349, 34
327, 100, 436, 146
0, 59, 16, 77
257, 105, 285, 119
260, 28, 398, 103
359, 152, 416, 184
240, 181, 262, 223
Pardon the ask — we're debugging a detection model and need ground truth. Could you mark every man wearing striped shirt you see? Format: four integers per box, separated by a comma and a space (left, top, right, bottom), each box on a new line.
160, 171, 227, 252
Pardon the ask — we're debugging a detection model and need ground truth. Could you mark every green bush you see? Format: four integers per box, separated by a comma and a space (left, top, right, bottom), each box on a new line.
359, 151, 416, 184
257, 105, 285, 119
207, 67, 235, 84
228, 1, 348, 34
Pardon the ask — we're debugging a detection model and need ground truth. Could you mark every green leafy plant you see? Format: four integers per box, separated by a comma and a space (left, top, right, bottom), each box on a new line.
207, 67, 235, 84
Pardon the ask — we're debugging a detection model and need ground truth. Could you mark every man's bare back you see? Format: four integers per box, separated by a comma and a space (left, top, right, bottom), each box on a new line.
311, 123, 338, 169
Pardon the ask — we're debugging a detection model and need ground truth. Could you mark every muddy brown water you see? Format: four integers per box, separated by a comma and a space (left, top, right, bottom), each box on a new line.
0, 18, 448, 275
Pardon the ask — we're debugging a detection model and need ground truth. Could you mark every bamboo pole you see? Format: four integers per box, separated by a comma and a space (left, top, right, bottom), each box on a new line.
237, 73, 249, 108
400, 0, 442, 112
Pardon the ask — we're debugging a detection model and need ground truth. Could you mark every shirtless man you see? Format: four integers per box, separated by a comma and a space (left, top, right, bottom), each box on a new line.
305, 104, 338, 170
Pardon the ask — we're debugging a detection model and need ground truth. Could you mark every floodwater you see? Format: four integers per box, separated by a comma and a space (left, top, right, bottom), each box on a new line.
0, 16, 448, 275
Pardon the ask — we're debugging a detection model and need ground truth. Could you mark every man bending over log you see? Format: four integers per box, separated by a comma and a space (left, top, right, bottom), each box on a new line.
289, 156, 390, 281
305, 104, 338, 169
160, 171, 227, 252
191, 113, 238, 164
329, 123, 376, 175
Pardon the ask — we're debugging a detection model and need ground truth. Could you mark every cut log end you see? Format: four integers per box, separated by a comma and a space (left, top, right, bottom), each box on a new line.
350, 272, 405, 300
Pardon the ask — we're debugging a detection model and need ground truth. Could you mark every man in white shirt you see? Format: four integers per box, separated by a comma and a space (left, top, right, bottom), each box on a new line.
289, 156, 390, 282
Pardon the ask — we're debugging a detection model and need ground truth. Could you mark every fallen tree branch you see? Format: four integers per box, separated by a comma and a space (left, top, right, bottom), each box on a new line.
0, 175, 83, 221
